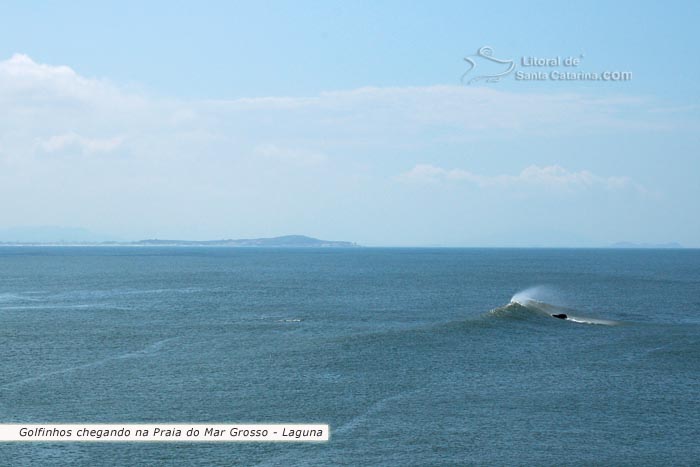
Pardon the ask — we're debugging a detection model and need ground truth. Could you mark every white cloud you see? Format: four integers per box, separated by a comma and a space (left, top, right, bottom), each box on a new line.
398, 163, 638, 191
0, 54, 673, 241
0, 53, 77, 82
0, 53, 673, 166
0, 53, 143, 109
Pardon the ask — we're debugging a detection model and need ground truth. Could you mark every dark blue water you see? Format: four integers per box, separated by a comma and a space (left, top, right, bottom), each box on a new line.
0, 248, 698, 466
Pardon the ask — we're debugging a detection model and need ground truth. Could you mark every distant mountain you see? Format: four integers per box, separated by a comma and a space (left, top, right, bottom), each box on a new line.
132, 235, 358, 248
609, 241, 683, 249
0, 234, 358, 248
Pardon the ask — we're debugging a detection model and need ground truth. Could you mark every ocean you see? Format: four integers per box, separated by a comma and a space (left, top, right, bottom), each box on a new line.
0, 247, 698, 466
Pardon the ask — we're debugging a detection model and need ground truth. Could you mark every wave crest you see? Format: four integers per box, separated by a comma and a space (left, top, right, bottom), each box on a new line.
488, 289, 618, 326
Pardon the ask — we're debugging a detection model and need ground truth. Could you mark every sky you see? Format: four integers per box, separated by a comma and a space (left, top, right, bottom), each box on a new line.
0, 0, 698, 246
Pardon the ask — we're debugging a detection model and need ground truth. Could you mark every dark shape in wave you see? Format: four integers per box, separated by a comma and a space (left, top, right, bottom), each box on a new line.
489, 296, 618, 326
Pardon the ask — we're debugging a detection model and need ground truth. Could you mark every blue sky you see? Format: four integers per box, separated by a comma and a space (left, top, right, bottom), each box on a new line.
0, 0, 698, 246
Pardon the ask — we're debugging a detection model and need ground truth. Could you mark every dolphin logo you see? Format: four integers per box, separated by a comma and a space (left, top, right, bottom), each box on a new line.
461, 46, 515, 85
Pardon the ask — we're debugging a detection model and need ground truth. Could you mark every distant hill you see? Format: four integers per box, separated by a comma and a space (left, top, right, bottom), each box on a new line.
609, 241, 683, 249
131, 235, 358, 248
0, 234, 358, 248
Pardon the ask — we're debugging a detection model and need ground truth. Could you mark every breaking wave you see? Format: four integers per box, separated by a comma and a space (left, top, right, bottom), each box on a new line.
489, 287, 619, 326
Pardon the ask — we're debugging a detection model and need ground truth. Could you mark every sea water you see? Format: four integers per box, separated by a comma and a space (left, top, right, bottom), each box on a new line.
0, 247, 698, 465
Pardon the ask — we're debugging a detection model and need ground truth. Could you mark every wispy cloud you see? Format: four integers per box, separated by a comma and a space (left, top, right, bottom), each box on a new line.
0, 53, 680, 167
0, 54, 678, 242
210, 85, 666, 137
39, 132, 124, 154
398, 163, 641, 192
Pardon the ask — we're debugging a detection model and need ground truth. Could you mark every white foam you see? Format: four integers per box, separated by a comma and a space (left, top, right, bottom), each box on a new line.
509, 286, 619, 325
566, 316, 618, 326
0, 293, 40, 303
0, 337, 178, 389
335, 388, 424, 435
510, 285, 559, 305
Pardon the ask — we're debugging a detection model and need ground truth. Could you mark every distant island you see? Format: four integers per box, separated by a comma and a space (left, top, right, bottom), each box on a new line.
0, 235, 359, 248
